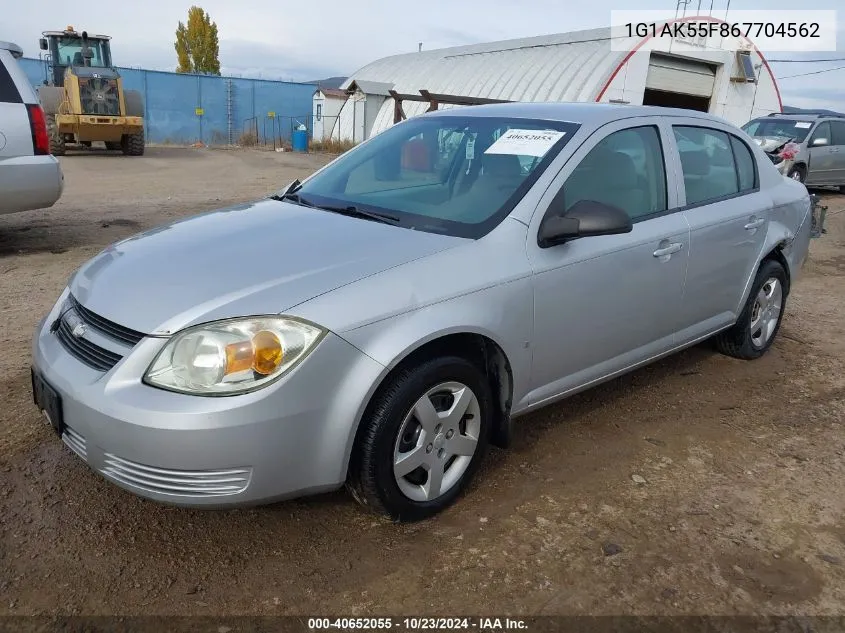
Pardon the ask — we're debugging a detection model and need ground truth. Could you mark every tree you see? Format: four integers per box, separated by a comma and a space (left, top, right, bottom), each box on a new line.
175, 6, 221, 75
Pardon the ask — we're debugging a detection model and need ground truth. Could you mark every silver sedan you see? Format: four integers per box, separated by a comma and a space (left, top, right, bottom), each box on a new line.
31, 103, 812, 521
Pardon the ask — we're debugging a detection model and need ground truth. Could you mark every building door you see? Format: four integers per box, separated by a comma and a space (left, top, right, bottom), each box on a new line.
643, 54, 716, 112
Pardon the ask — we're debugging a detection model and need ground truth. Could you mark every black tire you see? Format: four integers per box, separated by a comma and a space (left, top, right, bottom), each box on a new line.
105, 141, 121, 150
123, 90, 145, 117
121, 131, 145, 156
46, 115, 65, 156
838, 185, 845, 195
787, 165, 806, 183
714, 259, 788, 360
347, 355, 492, 522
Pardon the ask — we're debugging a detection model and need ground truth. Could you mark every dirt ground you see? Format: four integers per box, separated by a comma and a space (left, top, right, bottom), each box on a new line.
0, 147, 843, 617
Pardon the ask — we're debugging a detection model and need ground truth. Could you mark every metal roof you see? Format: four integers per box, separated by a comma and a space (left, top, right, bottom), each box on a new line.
42, 31, 112, 40
315, 88, 348, 99
339, 27, 632, 138
346, 80, 394, 96
0, 41, 24, 58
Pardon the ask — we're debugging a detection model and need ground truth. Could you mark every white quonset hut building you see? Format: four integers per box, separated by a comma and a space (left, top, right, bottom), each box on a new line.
330, 19, 782, 143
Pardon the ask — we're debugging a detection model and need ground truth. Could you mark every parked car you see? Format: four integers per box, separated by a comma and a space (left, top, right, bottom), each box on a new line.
0, 41, 63, 215
741, 112, 845, 191
32, 103, 812, 521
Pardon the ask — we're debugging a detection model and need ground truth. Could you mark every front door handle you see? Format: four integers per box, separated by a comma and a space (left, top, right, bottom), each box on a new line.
830, 147, 840, 153
653, 242, 683, 257
744, 218, 766, 230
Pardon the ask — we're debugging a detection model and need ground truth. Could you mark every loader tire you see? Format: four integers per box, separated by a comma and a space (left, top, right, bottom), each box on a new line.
46, 115, 66, 156
121, 131, 145, 156
105, 142, 122, 151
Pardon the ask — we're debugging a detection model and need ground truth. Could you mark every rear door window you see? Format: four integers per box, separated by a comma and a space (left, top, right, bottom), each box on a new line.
0, 58, 23, 104
730, 135, 757, 192
674, 126, 739, 206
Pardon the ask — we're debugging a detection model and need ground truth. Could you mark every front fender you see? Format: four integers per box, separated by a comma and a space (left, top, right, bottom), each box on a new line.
330, 275, 535, 473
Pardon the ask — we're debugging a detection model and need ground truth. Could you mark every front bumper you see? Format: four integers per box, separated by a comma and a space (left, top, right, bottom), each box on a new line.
31, 300, 385, 508
56, 114, 144, 142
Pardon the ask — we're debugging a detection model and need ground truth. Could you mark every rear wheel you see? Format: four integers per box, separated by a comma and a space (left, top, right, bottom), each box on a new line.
347, 355, 492, 521
46, 115, 65, 156
839, 185, 845, 195
121, 130, 145, 156
787, 165, 806, 183
714, 259, 787, 360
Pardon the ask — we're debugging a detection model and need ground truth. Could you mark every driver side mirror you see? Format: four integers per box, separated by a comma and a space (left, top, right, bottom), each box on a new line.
538, 199, 633, 248
39, 38, 48, 51
810, 136, 829, 147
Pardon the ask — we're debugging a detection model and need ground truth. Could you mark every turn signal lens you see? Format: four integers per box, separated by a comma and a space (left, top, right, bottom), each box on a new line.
224, 331, 284, 376
252, 330, 284, 375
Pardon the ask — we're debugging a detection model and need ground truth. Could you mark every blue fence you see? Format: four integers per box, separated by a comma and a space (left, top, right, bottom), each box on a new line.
19, 58, 315, 145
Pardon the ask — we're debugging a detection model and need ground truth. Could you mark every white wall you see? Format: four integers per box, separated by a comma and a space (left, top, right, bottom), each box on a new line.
312, 93, 346, 141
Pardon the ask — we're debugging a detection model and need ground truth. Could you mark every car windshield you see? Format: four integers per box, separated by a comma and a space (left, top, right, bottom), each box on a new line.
293, 115, 581, 238
741, 118, 813, 143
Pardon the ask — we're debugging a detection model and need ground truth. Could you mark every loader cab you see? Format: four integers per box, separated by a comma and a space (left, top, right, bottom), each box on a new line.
40, 28, 113, 88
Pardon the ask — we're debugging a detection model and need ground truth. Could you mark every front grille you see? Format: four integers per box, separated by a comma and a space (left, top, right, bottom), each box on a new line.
79, 78, 119, 116
101, 454, 251, 497
55, 314, 123, 371
70, 296, 145, 346
62, 426, 87, 460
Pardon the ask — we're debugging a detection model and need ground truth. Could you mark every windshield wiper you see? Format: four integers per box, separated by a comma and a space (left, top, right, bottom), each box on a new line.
313, 204, 401, 225
269, 179, 302, 202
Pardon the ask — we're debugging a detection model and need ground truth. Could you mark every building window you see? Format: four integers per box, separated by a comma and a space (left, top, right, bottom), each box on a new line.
316, 104, 322, 121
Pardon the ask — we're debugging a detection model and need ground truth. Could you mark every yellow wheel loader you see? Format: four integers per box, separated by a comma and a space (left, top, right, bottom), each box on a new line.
37, 27, 145, 156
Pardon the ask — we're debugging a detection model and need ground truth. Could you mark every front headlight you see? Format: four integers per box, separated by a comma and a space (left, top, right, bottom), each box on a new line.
143, 316, 326, 396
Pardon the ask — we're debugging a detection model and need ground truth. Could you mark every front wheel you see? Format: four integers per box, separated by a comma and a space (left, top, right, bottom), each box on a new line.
121, 131, 145, 156
714, 259, 787, 360
347, 355, 492, 521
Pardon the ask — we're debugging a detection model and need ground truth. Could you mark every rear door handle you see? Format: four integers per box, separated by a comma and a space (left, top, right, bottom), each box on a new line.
653, 243, 683, 257
744, 218, 765, 230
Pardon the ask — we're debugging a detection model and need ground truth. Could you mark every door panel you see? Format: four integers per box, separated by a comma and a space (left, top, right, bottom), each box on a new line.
524, 118, 688, 407
805, 121, 836, 185
669, 123, 769, 342
829, 121, 845, 184
528, 216, 689, 405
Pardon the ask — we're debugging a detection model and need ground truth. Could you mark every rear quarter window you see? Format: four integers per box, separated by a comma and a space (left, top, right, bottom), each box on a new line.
0, 56, 23, 104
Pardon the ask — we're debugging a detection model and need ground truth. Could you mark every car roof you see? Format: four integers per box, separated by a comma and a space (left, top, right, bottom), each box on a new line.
0, 41, 24, 59
426, 102, 735, 129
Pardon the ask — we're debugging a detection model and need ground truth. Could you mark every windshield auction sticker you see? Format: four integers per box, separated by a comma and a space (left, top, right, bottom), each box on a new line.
484, 129, 566, 157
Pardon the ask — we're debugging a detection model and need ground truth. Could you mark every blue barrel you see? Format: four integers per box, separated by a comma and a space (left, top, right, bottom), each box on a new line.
292, 129, 308, 152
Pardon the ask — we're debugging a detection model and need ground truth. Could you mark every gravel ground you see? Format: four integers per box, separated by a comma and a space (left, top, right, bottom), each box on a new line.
0, 147, 843, 617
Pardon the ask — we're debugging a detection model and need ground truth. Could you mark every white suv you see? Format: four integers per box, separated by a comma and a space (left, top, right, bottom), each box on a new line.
0, 41, 63, 214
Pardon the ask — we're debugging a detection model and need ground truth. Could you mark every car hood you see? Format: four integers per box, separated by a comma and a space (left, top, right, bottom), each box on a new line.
69, 199, 464, 335
751, 135, 794, 153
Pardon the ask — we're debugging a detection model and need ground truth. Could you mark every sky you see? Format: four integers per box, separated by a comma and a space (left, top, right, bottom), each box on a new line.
1, 0, 843, 111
